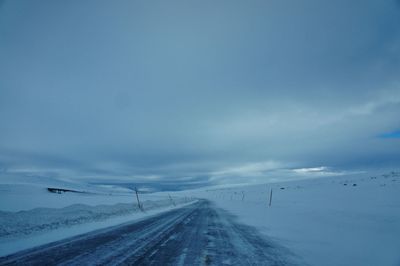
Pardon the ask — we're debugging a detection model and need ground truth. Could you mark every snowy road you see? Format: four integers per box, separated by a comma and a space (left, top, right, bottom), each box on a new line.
0, 200, 294, 266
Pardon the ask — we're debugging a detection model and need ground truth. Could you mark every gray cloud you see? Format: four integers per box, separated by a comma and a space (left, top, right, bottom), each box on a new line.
0, 0, 399, 188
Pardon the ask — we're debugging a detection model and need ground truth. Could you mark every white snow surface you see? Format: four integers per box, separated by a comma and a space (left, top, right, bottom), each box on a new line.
189, 171, 400, 266
1, 171, 399, 265
0, 174, 148, 211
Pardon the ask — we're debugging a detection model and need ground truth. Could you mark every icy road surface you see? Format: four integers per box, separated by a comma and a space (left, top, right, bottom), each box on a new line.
0, 200, 295, 266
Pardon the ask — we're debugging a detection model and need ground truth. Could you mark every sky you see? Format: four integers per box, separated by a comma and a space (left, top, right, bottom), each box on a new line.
0, 0, 400, 189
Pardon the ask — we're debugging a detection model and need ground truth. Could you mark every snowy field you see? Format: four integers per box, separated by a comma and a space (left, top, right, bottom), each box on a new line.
0, 174, 180, 211
189, 171, 400, 266
1, 171, 399, 265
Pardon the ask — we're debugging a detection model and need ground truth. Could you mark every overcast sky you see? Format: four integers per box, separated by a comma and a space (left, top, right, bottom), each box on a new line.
1, 0, 399, 188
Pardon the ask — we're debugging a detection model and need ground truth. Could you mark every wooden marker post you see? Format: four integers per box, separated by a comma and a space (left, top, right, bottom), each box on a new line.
134, 187, 143, 211
269, 188, 273, 207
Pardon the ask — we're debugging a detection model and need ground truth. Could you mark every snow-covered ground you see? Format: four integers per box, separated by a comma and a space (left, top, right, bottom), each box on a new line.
190, 171, 400, 266
0, 174, 193, 256
1, 171, 399, 265
0, 174, 170, 211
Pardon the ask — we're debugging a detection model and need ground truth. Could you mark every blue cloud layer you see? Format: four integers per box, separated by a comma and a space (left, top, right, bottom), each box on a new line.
0, 0, 399, 187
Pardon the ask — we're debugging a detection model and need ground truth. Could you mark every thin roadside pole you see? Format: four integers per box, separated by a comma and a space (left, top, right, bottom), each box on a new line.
134, 187, 143, 211
269, 188, 273, 207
